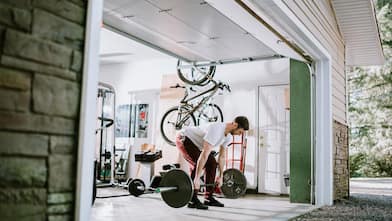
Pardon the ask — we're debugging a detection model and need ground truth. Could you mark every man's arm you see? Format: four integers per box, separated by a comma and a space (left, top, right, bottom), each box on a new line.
193, 141, 213, 189
217, 145, 226, 185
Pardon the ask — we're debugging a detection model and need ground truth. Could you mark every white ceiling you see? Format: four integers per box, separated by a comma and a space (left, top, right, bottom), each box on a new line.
99, 28, 172, 64
103, 0, 278, 62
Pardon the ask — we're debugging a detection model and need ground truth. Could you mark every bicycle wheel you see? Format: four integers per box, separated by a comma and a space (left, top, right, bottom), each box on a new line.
177, 60, 216, 86
160, 106, 196, 146
197, 104, 223, 125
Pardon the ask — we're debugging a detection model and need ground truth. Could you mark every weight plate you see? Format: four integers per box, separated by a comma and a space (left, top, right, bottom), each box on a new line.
128, 179, 145, 197
221, 168, 247, 199
160, 169, 193, 208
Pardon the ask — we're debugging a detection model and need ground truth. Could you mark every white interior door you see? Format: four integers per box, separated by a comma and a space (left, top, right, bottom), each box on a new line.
258, 85, 290, 194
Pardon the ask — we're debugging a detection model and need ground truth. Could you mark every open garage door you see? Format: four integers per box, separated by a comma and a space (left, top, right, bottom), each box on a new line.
102, 0, 306, 63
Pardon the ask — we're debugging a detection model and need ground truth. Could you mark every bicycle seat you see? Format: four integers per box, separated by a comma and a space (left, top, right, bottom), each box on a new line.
218, 82, 231, 92
170, 83, 186, 89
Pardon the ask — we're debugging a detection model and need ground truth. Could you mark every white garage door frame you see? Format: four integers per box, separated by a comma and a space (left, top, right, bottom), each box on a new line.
253, 0, 333, 206
74, 1, 103, 221
75, 0, 333, 220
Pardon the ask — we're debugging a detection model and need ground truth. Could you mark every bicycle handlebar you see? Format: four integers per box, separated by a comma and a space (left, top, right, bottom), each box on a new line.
218, 82, 231, 92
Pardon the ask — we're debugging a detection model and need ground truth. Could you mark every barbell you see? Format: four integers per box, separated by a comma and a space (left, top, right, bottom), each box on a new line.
128, 168, 247, 208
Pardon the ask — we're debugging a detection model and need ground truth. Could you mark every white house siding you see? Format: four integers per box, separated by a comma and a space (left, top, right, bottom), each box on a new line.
283, 0, 347, 125
282, 0, 350, 200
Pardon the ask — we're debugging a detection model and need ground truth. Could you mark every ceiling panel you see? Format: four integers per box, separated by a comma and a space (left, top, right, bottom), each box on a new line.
103, 0, 278, 62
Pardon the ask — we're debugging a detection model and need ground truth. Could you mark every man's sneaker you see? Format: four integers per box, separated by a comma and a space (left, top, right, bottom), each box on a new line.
204, 196, 224, 207
188, 197, 208, 210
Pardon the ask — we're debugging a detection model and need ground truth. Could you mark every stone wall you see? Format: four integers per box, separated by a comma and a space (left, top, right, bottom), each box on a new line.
333, 120, 349, 200
0, 1, 87, 221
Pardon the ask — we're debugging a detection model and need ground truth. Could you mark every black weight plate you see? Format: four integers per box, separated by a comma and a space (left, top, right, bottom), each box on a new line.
160, 169, 193, 208
128, 179, 145, 197
221, 168, 247, 199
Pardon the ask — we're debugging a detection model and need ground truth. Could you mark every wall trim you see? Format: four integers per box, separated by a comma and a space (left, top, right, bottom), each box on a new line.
75, 1, 103, 220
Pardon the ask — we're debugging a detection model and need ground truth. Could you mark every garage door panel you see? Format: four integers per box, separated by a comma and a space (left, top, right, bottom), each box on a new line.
104, 0, 139, 11
103, 0, 293, 62
103, 12, 206, 61
183, 39, 236, 61
169, 2, 246, 39
216, 35, 276, 58
111, 0, 151, 16
146, 0, 199, 10
114, 2, 208, 43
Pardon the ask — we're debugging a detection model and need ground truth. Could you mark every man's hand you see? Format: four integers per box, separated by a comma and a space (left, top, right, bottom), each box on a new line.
215, 176, 223, 187
193, 178, 201, 190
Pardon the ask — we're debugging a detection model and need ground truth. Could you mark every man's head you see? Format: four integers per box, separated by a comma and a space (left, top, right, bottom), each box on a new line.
229, 116, 249, 135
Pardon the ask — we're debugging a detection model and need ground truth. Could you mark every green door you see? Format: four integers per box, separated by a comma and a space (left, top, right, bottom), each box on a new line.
290, 59, 312, 203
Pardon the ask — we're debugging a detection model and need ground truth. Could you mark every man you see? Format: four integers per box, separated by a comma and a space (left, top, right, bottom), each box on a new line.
176, 116, 249, 209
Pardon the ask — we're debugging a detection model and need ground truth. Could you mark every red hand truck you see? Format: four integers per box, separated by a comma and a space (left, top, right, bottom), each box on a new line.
215, 132, 247, 196
226, 132, 247, 172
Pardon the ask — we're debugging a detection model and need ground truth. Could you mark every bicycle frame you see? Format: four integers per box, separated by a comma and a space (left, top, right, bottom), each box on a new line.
175, 80, 221, 128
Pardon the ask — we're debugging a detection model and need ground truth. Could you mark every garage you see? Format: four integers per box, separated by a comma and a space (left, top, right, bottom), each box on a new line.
89, 0, 316, 220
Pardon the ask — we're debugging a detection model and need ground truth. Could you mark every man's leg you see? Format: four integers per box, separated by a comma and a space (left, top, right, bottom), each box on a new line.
175, 135, 208, 209
203, 155, 224, 207
204, 154, 217, 198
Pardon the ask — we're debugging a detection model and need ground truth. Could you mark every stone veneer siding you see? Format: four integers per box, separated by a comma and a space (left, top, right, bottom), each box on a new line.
333, 120, 350, 200
0, 1, 87, 220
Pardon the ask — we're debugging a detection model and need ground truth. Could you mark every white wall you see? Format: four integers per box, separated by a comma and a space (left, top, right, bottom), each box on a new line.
99, 58, 177, 105
99, 58, 177, 179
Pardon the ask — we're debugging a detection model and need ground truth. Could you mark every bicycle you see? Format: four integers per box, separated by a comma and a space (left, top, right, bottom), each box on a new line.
160, 79, 231, 146
177, 59, 216, 86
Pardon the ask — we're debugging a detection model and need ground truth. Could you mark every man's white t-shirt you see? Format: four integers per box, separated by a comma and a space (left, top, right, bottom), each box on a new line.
182, 122, 232, 151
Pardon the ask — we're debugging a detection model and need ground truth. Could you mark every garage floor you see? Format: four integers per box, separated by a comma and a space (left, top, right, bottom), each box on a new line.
91, 188, 315, 221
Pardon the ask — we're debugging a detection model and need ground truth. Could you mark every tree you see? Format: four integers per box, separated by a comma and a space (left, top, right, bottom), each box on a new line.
348, 1, 392, 177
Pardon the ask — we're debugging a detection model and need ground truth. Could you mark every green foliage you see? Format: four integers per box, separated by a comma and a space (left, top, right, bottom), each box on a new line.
349, 153, 366, 177
348, 1, 392, 177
